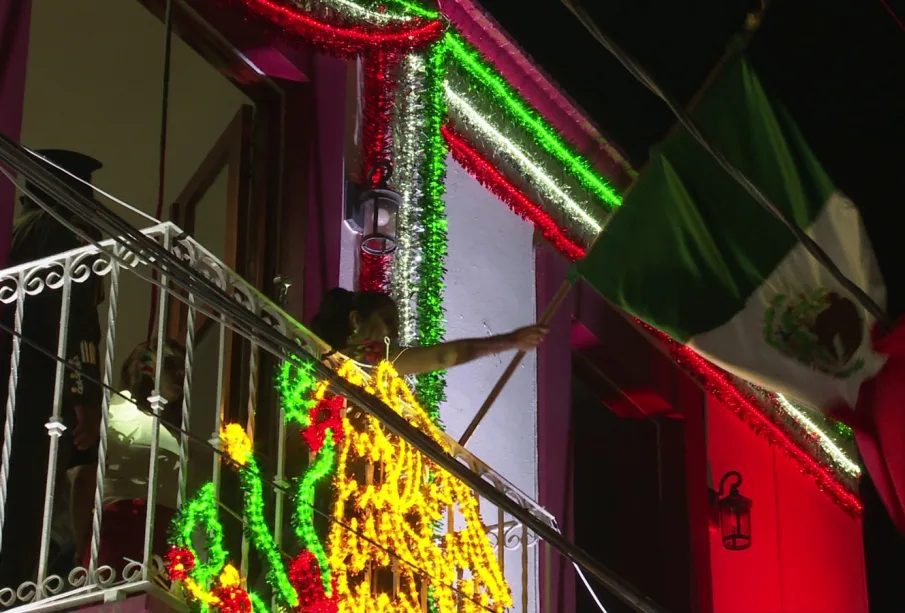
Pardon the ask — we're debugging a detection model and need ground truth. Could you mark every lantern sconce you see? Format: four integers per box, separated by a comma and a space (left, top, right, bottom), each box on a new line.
345, 161, 400, 257
709, 470, 752, 551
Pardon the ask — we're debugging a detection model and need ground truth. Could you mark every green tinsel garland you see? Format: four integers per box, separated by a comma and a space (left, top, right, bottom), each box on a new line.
415, 40, 450, 424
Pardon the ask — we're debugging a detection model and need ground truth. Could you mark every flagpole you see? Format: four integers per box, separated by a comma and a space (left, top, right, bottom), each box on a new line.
459, 6, 778, 448
458, 277, 574, 446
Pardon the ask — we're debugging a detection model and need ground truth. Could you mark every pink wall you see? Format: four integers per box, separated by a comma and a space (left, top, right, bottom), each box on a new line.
707, 396, 868, 613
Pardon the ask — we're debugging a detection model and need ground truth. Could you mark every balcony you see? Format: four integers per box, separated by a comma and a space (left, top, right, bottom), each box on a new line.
0, 220, 560, 613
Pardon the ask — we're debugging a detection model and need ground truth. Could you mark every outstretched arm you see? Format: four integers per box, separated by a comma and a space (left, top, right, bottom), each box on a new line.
391, 325, 548, 376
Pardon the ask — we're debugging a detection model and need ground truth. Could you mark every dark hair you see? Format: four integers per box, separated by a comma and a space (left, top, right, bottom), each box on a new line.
310, 288, 396, 349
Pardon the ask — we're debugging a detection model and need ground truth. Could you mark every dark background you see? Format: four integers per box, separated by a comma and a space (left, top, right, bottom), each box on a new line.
475, 0, 905, 610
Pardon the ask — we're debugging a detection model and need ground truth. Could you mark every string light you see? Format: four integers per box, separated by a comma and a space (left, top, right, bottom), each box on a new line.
221, 423, 253, 466
220, 426, 300, 607
444, 83, 605, 239
390, 53, 428, 348
637, 320, 863, 515
238, 0, 444, 57
170, 482, 227, 588
278, 360, 320, 427
445, 33, 623, 210
296, 430, 339, 595
443, 124, 587, 261
415, 42, 451, 425
291, 551, 339, 613
327, 359, 512, 613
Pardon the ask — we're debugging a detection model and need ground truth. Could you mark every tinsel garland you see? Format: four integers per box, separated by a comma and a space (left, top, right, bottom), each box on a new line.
299, 0, 414, 24
220, 425, 300, 607
444, 82, 605, 246
358, 50, 400, 292
414, 41, 451, 424
290, 551, 338, 613
229, 0, 444, 57
169, 482, 228, 587
444, 32, 622, 210
442, 124, 587, 262
381, 0, 439, 18
636, 320, 863, 515
749, 384, 861, 482
358, 251, 391, 292
362, 51, 399, 186
390, 53, 428, 348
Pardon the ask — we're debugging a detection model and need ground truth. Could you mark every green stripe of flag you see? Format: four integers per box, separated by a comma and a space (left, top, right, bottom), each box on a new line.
577, 55, 835, 341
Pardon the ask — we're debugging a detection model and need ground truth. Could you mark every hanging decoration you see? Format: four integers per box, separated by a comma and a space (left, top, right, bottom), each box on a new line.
757, 388, 860, 480
213, 0, 858, 532
170, 356, 510, 613
359, 51, 401, 292
326, 359, 512, 613
307, 0, 414, 24
221, 425, 301, 607
390, 53, 428, 349
444, 33, 622, 210
444, 83, 605, 245
166, 484, 268, 613
443, 124, 587, 261
414, 41, 451, 425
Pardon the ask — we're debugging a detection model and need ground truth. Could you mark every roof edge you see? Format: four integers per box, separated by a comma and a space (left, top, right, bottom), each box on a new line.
438, 0, 637, 186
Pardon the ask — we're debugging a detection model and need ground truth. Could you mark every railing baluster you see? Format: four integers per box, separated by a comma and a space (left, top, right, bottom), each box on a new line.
497, 508, 504, 576
240, 338, 260, 581
143, 230, 172, 580
211, 320, 228, 497
178, 292, 196, 508
89, 258, 121, 579
36, 259, 75, 596
0, 271, 26, 553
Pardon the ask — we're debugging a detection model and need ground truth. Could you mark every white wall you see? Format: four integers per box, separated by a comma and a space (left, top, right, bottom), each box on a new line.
339, 155, 540, 610
441, 156, 539, 612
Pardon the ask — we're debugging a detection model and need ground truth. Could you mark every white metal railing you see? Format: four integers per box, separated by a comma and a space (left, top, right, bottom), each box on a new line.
0, 223, 551, 612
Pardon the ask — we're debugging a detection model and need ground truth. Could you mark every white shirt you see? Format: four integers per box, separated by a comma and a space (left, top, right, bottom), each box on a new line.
104, 392, 181, 509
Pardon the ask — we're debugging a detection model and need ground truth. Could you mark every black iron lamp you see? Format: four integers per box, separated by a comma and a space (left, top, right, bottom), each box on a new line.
348, 161, 400, 257
712, 470, 752, 551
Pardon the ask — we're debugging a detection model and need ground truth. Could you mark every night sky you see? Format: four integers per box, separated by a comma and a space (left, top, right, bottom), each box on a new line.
474, 1, 905, 174
472, 1, 905, 606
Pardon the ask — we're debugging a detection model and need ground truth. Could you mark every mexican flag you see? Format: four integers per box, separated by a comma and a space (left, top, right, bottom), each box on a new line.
577, 53, 905, 530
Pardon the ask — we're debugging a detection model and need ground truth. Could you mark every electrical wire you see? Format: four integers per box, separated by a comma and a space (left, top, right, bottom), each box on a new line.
0, 318, 503, 613
0, 132, 669, 613
559, 0, 893, 331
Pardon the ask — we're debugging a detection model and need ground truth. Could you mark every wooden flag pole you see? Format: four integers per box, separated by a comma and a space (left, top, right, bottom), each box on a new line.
458, 278, 574, 447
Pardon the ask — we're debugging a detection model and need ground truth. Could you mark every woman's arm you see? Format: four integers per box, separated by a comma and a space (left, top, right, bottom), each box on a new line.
391, 325, 548, 375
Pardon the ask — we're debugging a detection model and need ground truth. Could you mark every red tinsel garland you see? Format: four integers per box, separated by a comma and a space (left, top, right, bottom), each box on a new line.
363, 50, 399, 187
302, 395, 345, 453
233, 0, 444, 57
165, 546, 196, 582
635, 319, 863, 516
441, 124, 587, 262
358, 50, 399, 293
359, 249, 392, 292
211, 584, 253, 613
290, 551, 338, 613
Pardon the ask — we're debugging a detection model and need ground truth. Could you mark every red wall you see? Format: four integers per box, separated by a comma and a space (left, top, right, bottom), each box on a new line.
707, 396, 869, 613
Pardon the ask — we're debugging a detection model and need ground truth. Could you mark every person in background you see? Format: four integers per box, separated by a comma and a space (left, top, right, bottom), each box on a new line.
0, 150, 105, 588
80, 339, 185, 573
310, 288, 548, 372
